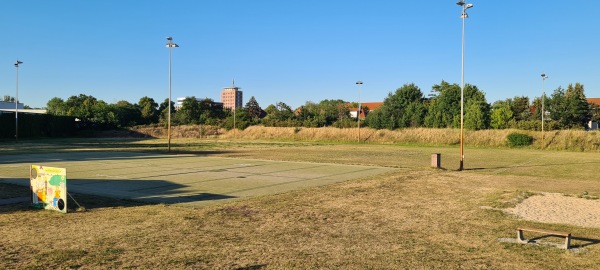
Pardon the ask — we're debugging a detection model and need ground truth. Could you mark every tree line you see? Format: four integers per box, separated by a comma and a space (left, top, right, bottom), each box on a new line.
43, 80, 598, 131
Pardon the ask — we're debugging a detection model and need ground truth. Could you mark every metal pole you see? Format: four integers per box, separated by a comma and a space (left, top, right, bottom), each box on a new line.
234, 101, 236, 132
356, 81, 363, 143
168, 44, 172, 152
15, 60, 22, 141
541, 73, 547, 148
459, 6, 466, 171
457, 1, 472, 171
16, 64, 19, 141
166, 37, 178, 152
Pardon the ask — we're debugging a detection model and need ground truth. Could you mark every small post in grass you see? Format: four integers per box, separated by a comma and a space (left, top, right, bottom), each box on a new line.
431, 153, 441, 169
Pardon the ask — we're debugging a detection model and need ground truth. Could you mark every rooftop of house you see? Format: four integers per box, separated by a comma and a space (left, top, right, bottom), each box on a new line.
588, 98, 600, 106
348, 102, 384, 119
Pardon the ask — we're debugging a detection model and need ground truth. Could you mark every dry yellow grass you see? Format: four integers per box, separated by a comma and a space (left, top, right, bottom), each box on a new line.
2, 138, 599, 269
2, 169, 598, 269
133, 125, 600, 151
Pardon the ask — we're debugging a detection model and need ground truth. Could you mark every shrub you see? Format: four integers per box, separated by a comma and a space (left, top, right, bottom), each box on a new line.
507, 132, 533, 147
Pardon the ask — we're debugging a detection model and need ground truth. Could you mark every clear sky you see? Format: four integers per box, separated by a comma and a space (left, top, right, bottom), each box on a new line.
1, 1, 599, 109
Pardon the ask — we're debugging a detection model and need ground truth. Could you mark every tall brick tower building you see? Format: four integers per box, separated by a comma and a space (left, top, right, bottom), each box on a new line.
220, 80, 243, 110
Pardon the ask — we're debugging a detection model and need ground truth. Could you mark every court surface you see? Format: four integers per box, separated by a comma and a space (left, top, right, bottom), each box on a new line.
0, 152, 397, 207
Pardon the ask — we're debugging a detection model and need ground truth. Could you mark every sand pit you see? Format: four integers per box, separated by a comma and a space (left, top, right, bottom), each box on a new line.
505, 193, 600, 229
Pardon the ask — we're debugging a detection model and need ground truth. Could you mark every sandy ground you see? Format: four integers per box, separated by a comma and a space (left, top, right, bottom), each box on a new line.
505, 193, 600, 229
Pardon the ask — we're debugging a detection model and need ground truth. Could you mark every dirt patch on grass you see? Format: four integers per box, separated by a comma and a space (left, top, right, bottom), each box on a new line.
504, 192, 600, 229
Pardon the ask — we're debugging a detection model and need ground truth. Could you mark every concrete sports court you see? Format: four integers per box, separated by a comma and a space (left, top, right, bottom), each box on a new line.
0, 152, 397, 207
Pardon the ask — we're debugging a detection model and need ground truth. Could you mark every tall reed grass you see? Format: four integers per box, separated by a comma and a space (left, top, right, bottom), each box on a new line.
132, 125, 600, 152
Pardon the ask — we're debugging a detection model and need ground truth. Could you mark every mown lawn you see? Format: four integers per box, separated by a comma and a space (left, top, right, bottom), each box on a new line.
1, 138, 599, 269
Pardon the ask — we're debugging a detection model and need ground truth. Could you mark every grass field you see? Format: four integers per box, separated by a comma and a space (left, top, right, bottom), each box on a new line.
1, 137, 599, 269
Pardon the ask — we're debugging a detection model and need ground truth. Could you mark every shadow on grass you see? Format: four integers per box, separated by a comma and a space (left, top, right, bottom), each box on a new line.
527, 234, 600, 248
0, 176, 237, 214
571, 237, 600, 248
234, 265, 268, 270
0, 148, 234, 165
0, 137, 236, 159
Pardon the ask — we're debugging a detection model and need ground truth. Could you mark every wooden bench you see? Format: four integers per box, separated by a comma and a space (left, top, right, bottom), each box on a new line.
517, 227, 571, 249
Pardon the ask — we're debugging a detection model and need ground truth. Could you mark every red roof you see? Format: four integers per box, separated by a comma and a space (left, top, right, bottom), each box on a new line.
588, 98, 600, 106
348, 102, 384, 119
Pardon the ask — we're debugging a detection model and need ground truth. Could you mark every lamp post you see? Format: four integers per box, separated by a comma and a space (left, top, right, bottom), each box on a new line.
234, 91, 236, 133
166, 36, 179, 152
356, 81, 363, 143
457, 0, 473, 171
15, 60, 23, 141
541, 73, 548, 148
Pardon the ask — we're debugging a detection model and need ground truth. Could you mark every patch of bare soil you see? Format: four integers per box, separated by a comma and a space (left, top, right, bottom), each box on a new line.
504, 192, 600, 228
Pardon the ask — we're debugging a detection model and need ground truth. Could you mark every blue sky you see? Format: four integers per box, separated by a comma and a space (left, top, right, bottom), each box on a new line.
1, 1, 599, 109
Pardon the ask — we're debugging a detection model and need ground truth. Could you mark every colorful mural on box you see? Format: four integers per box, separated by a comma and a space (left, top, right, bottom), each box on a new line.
30, 165, 67, 213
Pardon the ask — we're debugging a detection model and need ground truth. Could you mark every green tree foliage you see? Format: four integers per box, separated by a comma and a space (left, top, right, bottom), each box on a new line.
548, 84, 592, 129
92, 101, 119, 129
321, 99, 350, 126
464, 99, 490, 130
40, 80, 592, 132
424, 81, 461, 128
112, 100, 142, 127
64, 94, 98, 121
366, 83, 425, 129
509, 96, 532, 121
198, 98, 226, 124
47, 97, 67, 116
3, 95, 15, 102
177, 97, 202, 125
138, 96, 159, 124
564, 83, 592, 128
158, 98, 176, 125
224, 107, 253, 130
402, 101, 427, 128
365, 106, 396, 130
262, 102, 298, 127
296, 100, 349, 127
296, 101, 324, 127
490, 101, 514, 129
244, 96, 262, 119
590, 102, 600, 122
424, 82, 489, 129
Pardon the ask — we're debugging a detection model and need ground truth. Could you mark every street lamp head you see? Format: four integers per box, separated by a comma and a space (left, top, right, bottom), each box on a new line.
166, 36, 172, 41
457, 0, 465, 6
356, 81, 363, 85
465, 3, 473, 9
15, 60, 23, 67
166, 43, 179, 48
541, 73, 548, 79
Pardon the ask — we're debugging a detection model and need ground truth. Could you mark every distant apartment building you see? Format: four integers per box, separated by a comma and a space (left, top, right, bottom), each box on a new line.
221, 82, 243, 110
